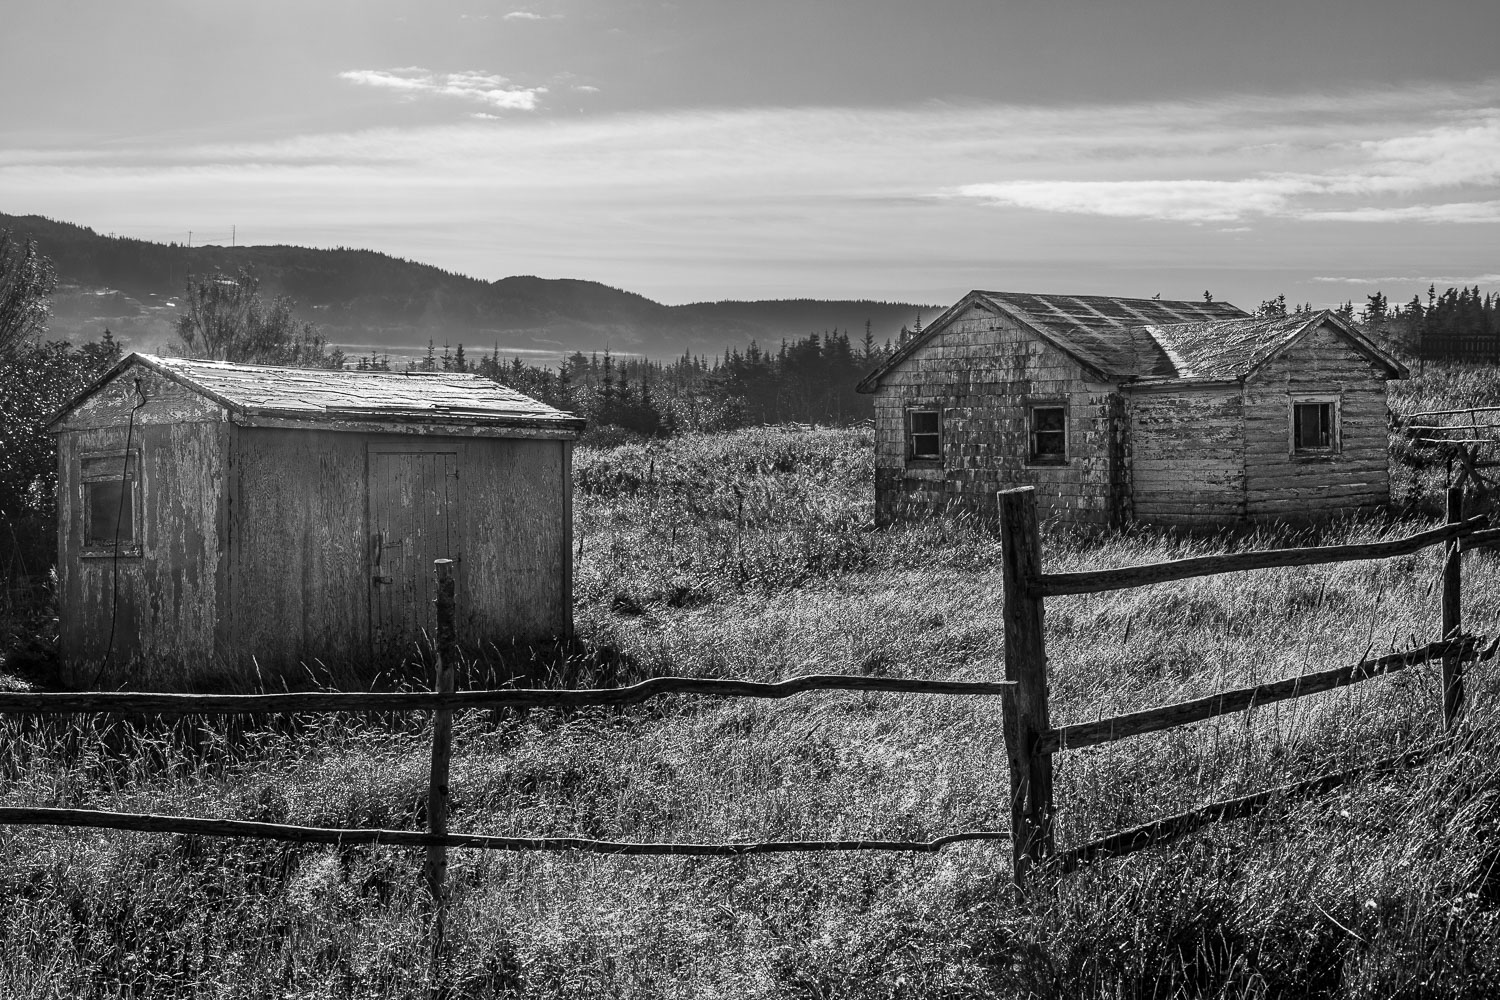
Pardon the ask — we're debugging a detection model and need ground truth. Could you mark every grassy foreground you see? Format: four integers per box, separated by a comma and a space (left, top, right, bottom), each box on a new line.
4, 403, 1500, 995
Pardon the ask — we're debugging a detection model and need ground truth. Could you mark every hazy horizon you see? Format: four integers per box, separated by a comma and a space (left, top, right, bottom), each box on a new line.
3, 1, 1497, 314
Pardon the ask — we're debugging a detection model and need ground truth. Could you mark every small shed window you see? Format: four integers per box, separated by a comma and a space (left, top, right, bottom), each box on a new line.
1029, 404, 1068, 464
1291, 396, 1340, 455
82, 452, 141, 554
908, 408, 942, 460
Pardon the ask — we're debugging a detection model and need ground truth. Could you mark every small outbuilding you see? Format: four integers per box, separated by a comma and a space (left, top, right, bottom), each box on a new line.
47, 354, 584, 688
857, 291, 1409, 528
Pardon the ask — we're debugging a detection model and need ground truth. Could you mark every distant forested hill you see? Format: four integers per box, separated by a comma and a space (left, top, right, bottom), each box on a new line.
1, 213, 935, 361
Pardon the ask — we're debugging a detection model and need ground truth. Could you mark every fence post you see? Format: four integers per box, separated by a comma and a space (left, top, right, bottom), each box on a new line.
997, 487, 1054, 898
1442, 486, 1464, 729
427, 559, 457, 961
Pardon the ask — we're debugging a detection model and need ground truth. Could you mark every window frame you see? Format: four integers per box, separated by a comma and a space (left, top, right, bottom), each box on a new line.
906, 406, 943, 463
1026, 398, 1070, 466
1287, 393, 1342, 459
80, 450, 143, 558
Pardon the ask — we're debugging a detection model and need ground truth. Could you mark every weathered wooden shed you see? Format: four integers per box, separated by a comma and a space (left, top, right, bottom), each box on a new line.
47, 354, 584, 688
856, 291, 1409, 527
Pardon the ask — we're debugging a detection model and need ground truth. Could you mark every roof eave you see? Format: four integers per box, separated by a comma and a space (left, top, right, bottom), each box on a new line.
1124, 377, 1243, 392
230, 406, 587, 432
1241, 311, 1410, 381
855, 291, 989, 393
44, 352, 232, 432
855, 290, 1121, 391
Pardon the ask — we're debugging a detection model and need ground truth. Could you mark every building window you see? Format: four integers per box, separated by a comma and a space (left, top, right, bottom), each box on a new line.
908, 408, 941, 460
82, 452, 141, 555
1028, 403, 1068, 464
1290, 396, 1340, 456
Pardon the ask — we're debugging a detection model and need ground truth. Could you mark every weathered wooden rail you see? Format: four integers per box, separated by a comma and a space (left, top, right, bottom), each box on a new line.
0, 570, 1016, 954
1, 486, 1489, 943
998, 484, 1488, 896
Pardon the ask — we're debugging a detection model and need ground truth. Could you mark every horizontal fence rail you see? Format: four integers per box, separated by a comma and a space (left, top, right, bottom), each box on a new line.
1045, 736, 1460, 876
1038, 636, 1487, 753
997, 485, 1487, 897
0, 807, 1009, 855
0, 674, 1014, 716
1034, 517, 1496, 598
1402, 406, 1500, 419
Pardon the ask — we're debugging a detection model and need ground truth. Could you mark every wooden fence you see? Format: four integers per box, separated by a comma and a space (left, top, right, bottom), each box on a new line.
997, 484, 1497, 895
1, 492, 1494, 948
0, 556, 1017, 957
1418, 332, 1500, 364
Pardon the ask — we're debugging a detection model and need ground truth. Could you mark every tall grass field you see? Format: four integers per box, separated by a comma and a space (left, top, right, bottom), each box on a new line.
2, 366, 1500, 997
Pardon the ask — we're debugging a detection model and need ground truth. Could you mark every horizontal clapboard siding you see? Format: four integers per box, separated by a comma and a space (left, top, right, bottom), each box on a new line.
1130, 387, 1244, 523
1243, 323, 1392, 519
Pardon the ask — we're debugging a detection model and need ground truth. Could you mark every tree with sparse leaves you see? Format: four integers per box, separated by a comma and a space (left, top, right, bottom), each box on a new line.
176, 268, 338, 367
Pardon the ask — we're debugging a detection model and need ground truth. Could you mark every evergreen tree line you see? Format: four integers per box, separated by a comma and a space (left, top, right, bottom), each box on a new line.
360, 323, 901, 438
1253, 286, 1500, 361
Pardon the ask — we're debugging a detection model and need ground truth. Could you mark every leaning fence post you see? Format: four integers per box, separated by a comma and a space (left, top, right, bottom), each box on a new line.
1442, 486, 1464, 729
997, 487, 1054, 897
427, 559, 457, 960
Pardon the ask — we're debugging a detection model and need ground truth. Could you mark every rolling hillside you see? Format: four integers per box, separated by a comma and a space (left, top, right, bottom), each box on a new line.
3, 214, 935, 362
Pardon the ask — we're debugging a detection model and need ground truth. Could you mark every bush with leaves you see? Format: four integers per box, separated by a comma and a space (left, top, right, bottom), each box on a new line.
176, 267, 342, 368
0, 333, 123, 581
0, 230, 56, 363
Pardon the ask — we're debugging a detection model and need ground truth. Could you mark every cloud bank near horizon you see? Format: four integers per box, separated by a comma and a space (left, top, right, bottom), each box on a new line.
3, 80, 1497, 303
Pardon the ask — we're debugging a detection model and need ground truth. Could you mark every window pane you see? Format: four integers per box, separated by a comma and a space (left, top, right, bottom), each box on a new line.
1033, 407, 1065, 433
1294, 403, 1333, 450
909, 409, 941, 459
88, 481, 134, 545
911, 433, 940, 458
1034, 431, 1066, 456
1031, 406, 1066, 459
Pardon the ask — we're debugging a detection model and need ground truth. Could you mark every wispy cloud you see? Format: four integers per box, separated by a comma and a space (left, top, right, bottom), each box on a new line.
503, 11, 543, 20
340, 68, 544, 112
1313, 273, 1500, 285
958, 178, 1310, 222
1300, 201, 1500, 223
5, 82, 1497, 302
953, 102, 1500, 225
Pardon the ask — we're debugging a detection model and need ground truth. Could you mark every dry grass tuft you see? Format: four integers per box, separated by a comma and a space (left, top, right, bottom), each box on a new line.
5, 373, 1500, 996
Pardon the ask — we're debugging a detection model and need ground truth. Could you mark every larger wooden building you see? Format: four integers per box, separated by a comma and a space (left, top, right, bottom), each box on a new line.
47, 354, 584, 688
857, 292, 1408, 527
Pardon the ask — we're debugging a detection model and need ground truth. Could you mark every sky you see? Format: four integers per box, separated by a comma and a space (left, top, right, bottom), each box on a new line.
2, 0, 1498, 311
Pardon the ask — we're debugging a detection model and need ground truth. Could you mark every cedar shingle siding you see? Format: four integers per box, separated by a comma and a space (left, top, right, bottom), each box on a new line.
858, 292, 1407, 527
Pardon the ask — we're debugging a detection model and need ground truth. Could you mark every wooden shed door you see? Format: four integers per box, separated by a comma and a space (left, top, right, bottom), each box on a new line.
369, 450, 459, 658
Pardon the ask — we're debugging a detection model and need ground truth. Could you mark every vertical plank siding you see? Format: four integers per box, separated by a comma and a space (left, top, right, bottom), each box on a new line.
232, 430, 572, 674
872, 305, 1116, 527
231, 427, 372, 672
54, 366, 227, 687
50, 357, 579, 688
462, 438, 572, 642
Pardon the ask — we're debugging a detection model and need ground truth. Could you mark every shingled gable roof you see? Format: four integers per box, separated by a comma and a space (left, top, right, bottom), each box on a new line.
855, 291, 1250, 392
47, 353, 586, 432
856, 293, 1408, 391
1137, 310, 1408, 382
